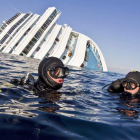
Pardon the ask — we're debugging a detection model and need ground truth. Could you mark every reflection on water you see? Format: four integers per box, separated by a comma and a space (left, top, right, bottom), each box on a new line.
0, 52, 140, 140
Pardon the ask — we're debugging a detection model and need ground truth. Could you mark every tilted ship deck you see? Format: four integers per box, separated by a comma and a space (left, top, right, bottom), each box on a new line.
0, 7, 107, 71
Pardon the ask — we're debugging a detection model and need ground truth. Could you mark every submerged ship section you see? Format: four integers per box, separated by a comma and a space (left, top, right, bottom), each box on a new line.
0, 7, 107, 71
81, 40, 104, 71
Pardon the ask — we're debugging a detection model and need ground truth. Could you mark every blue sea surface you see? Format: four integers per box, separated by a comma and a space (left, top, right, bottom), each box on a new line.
0, 52, 140, 140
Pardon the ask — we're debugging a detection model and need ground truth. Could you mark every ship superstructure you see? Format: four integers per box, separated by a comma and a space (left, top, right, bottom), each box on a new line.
0, 7, 107, 71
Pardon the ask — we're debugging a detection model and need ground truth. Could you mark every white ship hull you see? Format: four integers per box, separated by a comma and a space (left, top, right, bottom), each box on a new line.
0, 7, 107, 71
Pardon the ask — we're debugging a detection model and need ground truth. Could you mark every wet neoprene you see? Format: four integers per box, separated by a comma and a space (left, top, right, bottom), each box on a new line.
35, 57, 66, 91
107, 78, 124, 93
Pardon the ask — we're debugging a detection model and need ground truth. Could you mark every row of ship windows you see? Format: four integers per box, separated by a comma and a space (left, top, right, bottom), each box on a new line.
0, 10, 57, 45
9, 17, 43, 54
8, 15, 38, 53
6, 13, 21, 25
0, 24, 7, 31
8, 14, 30, 35
30, 23, 57, 58
0, 10, 57, 57
0, 14, 30, 45
20, 10, 57, 56
21, 31, 75, 60
12, 27, 31, 47
44, 28, 66, 58
0, 13, 21, 34
3, 16, 34, 52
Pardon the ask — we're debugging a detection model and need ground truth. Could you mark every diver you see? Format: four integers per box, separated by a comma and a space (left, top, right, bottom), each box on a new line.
11, 57, 69, 93
106, 71, 140, 98
104, 71, 140, 118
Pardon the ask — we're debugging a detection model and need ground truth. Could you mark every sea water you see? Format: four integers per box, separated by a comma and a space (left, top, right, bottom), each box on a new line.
0, 52, 140, 140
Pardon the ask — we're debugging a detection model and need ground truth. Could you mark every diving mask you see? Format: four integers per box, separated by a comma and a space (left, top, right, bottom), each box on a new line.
47, 66, 69, 79
122, 79, 139, 90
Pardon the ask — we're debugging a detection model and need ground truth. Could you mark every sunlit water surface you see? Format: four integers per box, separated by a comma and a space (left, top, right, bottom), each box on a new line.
0, 53, 140, 140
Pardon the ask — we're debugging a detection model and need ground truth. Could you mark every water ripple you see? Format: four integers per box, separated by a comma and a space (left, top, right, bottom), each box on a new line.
0, 52, 140, 140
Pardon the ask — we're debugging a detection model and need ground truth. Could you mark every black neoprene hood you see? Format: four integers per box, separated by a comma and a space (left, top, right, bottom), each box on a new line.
37, 57, 64, 91
124, 71, 140, 85
122, 71, 140, 95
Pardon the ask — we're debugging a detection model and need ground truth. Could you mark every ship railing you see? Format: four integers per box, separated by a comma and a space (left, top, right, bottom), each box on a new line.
57, 10, 62, 15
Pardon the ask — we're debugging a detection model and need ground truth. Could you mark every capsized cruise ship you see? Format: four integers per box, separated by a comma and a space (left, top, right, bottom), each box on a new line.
0, 7, 107, 71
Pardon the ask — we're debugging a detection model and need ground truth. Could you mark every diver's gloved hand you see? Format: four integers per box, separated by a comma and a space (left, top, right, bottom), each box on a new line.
11, 73, 35, 86
107, 78, 124, 93
11, 79, 21, 85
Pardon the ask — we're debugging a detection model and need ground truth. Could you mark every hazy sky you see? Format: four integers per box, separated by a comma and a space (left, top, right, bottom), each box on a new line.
0, 0, 140, 74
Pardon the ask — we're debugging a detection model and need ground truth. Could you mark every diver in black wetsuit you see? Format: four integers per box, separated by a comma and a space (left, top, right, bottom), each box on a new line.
106, 71, 140, 98
105, 71, 140, 118
11, 57, 69, 93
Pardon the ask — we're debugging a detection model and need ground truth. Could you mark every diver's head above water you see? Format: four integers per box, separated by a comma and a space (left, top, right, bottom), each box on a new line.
122, 71, 140, 95
35, 57, 69, 91
106, 71, 140, 97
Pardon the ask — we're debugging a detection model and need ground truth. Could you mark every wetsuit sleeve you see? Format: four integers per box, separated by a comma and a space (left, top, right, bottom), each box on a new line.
107, 78, 124, 93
